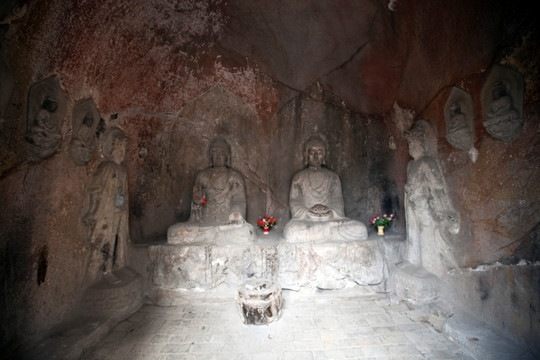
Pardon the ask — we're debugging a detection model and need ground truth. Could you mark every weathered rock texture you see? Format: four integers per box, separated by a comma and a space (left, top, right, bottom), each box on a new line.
236, 278, 282, 325
148, 237, 385, 305
0, 0, 538, 355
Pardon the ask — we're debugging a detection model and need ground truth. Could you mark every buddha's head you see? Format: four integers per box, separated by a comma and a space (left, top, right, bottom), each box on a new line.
208, 137, 231, 168
304, 134, 326, 168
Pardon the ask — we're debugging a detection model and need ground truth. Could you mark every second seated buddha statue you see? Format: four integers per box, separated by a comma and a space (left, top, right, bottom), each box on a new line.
283, 134, 368, 243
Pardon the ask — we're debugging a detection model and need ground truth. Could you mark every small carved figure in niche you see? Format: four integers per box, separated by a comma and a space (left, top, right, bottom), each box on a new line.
25, 76, 66, 160
69, 98, 100, 165
481, 64, 524, 143
283, 134, 367, 243
404, 120, 460, 278
82, 126, 129, 284
167, 137, 255, 245
444, 87, 475, 155
484, 81, 523, 143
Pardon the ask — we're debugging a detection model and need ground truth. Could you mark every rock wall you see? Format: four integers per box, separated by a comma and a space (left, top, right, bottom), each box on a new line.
0, 0, 537, 351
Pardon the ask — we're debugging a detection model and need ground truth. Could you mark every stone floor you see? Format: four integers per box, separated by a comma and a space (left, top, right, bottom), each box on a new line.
79, 287, 482, 360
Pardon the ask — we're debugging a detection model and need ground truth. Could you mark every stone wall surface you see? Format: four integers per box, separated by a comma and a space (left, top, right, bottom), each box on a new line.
0, 0, 538, 352
444, 263, 540, 354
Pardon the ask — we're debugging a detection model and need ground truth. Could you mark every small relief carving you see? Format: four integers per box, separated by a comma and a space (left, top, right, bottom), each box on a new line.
82, 126, 129, 284
481, 64, 524, 143
69, 98, 100, 165
25, 76, 67, 160
404, 119, 460, 278
444, 87, 474, 151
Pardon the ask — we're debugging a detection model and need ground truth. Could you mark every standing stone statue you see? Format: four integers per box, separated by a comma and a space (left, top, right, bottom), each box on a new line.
25, 76, 67, 160
283, 134, 367, 243
167, 137, 255, 244
82, 126, 129, 284
404, 120, 460, 278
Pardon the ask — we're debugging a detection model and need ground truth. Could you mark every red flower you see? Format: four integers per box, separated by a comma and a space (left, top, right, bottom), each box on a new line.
257, 216, 277, 229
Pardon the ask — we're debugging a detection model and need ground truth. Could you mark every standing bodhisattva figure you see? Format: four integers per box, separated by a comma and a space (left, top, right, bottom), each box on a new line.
83, 126, 129, 284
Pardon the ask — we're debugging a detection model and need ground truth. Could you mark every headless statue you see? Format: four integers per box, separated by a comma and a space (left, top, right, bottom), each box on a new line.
283, 135, 367, 243
168, 137, 255, 245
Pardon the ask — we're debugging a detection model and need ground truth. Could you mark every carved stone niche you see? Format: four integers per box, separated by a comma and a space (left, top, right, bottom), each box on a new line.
69, 98, 100, 165
481, 64, 525, 143
444, 87, 474, 152
25, 76, 67, 160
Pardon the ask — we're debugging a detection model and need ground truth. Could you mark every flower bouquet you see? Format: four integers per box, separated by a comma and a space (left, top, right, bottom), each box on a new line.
257, 216, 277, 234
369, 213, 395, 235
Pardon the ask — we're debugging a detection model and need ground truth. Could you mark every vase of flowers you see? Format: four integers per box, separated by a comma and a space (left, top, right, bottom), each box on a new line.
257, 216, 277, 234
369, 213, 395, 235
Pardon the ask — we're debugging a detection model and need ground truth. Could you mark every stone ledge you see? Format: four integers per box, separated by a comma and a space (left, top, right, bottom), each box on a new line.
444, 310, 538, 360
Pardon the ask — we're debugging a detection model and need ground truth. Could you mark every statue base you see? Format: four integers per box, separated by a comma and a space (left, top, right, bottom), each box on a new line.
82, 266, 144, 320
148, 234, 390, 306
391, 260, 441, 305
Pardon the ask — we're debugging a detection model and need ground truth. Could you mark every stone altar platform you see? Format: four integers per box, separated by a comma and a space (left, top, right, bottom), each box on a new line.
148, 232, 401, 306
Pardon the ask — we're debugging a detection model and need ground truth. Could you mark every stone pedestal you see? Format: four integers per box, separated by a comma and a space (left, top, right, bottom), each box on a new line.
83, 266, 144, 320
391, 260, 440, 305
236, 278, 282, 325
148, 235, 388, 305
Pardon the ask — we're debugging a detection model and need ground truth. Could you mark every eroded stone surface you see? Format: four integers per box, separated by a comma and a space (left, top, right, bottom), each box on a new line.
25, 75, 66, 160
69, 98, 101, 165
83, 266, 144, 320
148, 237, 385, 305
0, 55, 14, 135
391, 260, 441, 305
481, 64, 525, 143
444, 87, 474, 152
236, 278, 282, 325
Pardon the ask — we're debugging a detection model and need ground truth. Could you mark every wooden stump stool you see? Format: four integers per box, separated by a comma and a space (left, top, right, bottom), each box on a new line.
236, 278, 282, 325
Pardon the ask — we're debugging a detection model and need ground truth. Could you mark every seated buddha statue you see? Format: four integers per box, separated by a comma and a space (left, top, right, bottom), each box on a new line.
483, 81, 524, 143
167, 137, 255, 245
283, 135, 368, 243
